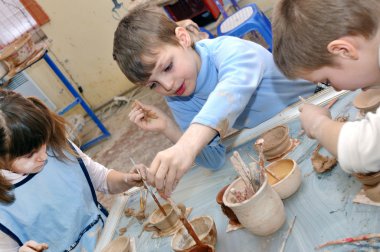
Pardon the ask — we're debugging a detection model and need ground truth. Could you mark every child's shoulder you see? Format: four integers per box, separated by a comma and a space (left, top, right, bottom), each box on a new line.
197, 36, 261, 53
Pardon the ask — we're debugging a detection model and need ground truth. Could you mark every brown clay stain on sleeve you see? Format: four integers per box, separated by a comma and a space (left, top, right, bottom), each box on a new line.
215, 119, 229, 138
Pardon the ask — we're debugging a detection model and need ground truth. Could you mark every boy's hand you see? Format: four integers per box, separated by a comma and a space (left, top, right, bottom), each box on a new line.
19, 241, 48, 252
299, 103, 332, 139
147, 142, 196, 197
129, 100, 171, 132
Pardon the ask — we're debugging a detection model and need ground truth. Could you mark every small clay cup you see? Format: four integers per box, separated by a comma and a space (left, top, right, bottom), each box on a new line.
101, 236, 131, 252
258, 125, 291, 160
223, 175, 285, 236
353, 89, 380, 114
216, 185, 240, 225
143, 203, 185, 233
171, 216, 217, 252
353, 172, 380, 186
266, 159, 302, 199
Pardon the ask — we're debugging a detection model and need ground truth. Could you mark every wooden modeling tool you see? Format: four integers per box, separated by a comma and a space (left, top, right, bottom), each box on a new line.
167, 198, 213, 252
246, 152, 281, 181
130, 158, 167, 217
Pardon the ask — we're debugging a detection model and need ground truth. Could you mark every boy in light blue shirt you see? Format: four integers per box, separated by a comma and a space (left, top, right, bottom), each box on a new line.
113, 5, 315, 196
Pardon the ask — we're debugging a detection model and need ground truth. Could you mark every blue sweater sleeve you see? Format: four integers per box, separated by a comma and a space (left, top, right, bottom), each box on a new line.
192, 37, 266, 135
166, 98, 227, 170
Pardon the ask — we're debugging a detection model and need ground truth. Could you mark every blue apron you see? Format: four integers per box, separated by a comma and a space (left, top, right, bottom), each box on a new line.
0, 148, 108, 251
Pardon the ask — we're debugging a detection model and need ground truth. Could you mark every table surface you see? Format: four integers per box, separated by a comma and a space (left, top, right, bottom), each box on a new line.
95, 89, 380, 252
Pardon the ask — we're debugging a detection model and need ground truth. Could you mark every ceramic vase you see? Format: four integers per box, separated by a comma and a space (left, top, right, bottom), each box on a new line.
223, 175, 285, 236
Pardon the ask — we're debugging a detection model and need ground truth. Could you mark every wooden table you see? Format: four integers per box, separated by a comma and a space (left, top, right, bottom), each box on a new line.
96, 88, 380, 252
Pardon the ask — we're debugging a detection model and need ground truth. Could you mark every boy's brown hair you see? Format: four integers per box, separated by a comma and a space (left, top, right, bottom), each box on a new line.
113, 5, 180, 85
272, 0, 380, 79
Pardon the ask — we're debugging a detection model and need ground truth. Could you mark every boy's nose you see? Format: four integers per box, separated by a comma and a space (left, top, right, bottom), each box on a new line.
159, 77, 173, 92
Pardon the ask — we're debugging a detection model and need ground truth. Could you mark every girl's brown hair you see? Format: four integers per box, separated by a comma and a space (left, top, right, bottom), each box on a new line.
0, 90, 73, 203
113, 4, 180, 85
272, 0, 380, 79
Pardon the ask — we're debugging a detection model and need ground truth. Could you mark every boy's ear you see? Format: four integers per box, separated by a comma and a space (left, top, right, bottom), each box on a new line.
327, 39, 359, 60
175, 26, 192, 48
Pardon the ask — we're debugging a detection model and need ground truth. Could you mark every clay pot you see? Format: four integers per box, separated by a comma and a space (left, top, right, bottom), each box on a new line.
223, 175, 285, 236
353, 89, 380, 114
258, 125, 291, 160
353, 172, 380, 186
266, 159, 302, 199
171, 216, 217, 252
216, 184, 240, 225
101, 236, 131, 252
0, 33, 35, 67
143, 203, 185, 233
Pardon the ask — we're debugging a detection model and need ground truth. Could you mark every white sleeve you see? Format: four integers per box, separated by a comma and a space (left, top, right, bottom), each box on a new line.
71, 142, 111, 193
0, 230, 19, 252
338, 108, 380, 173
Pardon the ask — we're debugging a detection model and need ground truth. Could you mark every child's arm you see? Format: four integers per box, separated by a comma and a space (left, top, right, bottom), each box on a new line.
337, 108, 380, 173
129, 101, 182, 143
147, 123, 217, 197
299, 103, 344, 156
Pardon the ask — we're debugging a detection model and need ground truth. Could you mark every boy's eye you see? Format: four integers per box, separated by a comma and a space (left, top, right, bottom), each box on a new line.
149, 82, 158, 90
164, 62, 172, 72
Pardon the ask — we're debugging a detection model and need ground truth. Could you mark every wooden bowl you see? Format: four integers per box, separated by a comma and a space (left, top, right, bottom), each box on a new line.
353, 89, 380, 114
171, 216, 217, 252
258, 125, 291, 160
266, 159, 302, 199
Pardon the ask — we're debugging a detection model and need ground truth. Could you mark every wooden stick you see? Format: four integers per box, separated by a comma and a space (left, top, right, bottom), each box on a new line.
167, 198, 203, 246
324, 97, 339, 110
279, 216, 297, 252
247, 152, 281, 181
130, 158, 167, 216
316, 233, 380, 249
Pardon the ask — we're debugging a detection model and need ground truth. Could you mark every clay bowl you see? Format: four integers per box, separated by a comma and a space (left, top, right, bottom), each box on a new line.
216, 184, 240, 225
266, 159, 302, 199
0, 33, 34, 66
353, 172, 380, 186
171, 216, 217, 252
143, 203, 185, 233
353, 89, 380, 114
258, 125, 291, 160
101, 236, 131, 252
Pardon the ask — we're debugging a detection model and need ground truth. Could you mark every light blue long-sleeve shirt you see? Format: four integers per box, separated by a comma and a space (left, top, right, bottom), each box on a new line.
166, 36, 315, 169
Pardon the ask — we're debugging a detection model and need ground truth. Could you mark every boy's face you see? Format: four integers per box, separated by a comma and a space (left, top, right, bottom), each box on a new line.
299, 35, 380, 91
145, 29, 201, 97
299, 62, 380, 91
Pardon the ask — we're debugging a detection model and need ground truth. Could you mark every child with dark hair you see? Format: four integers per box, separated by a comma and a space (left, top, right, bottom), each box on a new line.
272, 0, 380, 174
113, 5, 315, 196
0, 90, 142, 251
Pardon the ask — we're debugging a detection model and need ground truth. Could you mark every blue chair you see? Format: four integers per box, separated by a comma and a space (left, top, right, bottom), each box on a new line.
212, 0, 272, 52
